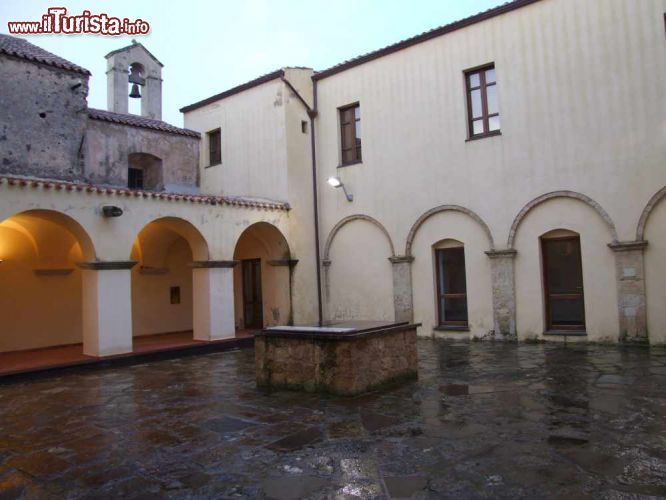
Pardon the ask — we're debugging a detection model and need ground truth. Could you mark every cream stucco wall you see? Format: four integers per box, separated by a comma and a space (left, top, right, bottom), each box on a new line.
325, 220, 394, 321
410, 211, 494, 339
513, 198, 619, 342
315, 0, 666, 340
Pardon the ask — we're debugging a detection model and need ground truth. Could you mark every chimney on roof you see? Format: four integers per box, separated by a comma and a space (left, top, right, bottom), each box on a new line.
105, 42, 163, 120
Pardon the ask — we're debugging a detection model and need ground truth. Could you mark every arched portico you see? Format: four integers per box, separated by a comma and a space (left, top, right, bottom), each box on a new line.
233, 222, 293, 330
129, 217, 211, 345
0, 210, 95, 353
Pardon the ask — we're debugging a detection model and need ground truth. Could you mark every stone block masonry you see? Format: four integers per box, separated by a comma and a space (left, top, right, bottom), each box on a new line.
255, 322, 418, 396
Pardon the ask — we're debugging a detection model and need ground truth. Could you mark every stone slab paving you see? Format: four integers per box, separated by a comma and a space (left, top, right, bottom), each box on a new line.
1, 340, 666, 498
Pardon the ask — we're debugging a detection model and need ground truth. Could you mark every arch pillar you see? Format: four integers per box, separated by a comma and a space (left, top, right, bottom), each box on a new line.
389, 255, 414, 323
608, 240, 648, 343
485, 249, 517, 338
191, 260, 238, 341
78, 261, 136, 357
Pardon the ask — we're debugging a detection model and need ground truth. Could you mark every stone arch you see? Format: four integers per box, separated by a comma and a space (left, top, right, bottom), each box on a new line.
233, 222, 292, 329
405, 205, 494, 256
130, 216, 209, 262
128, 152, 163, 191
323, 214, 395, 261
234, 222, 291, 260
636, 186, 666, 241
507, 191, 618, 248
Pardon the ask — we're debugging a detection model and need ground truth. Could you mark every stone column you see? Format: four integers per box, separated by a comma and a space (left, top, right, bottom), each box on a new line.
608, 241, 648, 343
322, 258, 331, 321
191, 261, 237, 341
389, 255, 415, 323
78, 261, 136, 357
485, 249, 517, 338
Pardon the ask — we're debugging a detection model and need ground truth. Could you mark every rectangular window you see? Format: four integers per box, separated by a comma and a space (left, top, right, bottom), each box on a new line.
465, 64, 500, 138
128, 167, 144, 189
435, 247, 468, 327
170, 286, 181, 305
541, 236, 586, 331
339, 103, 361, 165
301, 120, 308, 134
207, 128, 221, 166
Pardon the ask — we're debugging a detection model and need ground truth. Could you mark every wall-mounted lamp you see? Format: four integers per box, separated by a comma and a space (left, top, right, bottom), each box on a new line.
102, 205, 123, 217
327, 176, 353, 202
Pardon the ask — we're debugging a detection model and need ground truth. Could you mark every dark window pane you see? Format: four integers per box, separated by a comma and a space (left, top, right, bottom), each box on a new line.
550, 299, 585, 326
442, 297, 468, 323
544, 239, 583, 294
436, 247, 468, 325
340, 104, 361, 164
128, 167, 143, 189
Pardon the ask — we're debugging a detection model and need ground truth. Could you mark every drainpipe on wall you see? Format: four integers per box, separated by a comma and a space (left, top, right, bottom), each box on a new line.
309, 83, 323, 326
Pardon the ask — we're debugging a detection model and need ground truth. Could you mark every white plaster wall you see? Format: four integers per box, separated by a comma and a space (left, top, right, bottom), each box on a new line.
184, 80, 289, 200
410, 211, 494, 339
645, 198, 666, 344
326, 221, 394, 321
513, 198, 619, 342
130, 237, 194, 337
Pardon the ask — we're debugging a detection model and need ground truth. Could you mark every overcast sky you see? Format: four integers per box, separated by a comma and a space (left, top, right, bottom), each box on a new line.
1, 0, 507, 126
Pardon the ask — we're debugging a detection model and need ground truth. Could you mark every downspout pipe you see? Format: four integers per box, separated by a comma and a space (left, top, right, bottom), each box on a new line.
309, 83, 323, 326
280, 76, 323, 325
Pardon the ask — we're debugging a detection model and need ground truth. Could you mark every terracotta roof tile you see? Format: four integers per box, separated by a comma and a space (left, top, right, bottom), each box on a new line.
0, 34, 90, 75
0, 175, 290, 211
88, 108, 200, 138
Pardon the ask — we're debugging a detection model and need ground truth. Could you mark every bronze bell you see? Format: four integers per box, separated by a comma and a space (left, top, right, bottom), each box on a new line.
129, 83, 141, 99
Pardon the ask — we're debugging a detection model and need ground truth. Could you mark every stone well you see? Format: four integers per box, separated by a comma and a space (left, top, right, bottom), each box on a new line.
254, 321, 419, 396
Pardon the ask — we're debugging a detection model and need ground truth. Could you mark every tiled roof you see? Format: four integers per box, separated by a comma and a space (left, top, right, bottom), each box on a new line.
180, 70, 285, 113
0, 34, 90, 75
88, 108, 200, 138
313, 0, 543, 80
0, 176, 291, 211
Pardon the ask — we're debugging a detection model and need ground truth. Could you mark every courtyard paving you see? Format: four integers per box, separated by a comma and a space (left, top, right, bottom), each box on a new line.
1, 339, 666, 499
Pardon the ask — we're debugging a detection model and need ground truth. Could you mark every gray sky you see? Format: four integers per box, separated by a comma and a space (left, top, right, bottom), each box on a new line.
1, 0, 507, 126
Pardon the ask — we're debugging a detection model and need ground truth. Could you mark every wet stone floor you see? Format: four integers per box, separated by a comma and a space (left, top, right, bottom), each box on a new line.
2, 340, 666, 499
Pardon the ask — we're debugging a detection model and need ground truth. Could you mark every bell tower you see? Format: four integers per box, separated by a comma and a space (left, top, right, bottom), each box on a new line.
105, 40, 163, 120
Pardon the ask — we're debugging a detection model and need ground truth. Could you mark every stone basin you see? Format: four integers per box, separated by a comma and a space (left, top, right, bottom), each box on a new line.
254, 320, 420, 396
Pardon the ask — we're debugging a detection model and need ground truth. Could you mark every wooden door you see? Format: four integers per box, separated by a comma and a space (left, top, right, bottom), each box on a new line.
242, 259, 263, 329
541, 236, 586, 331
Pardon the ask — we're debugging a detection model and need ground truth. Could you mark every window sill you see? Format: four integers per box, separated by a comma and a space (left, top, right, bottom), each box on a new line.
205, 163, 222, 169
337, 160, 362, 168
544, 330, 587, 337
465, 130, 501, 142
434, 325, 469, 332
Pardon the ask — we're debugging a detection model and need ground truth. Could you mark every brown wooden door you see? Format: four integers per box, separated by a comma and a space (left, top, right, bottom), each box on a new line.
541, 236, 586, 331
242, 259, 263, 329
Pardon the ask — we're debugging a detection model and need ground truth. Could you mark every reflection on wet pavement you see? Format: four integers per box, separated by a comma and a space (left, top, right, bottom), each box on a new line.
1, 340, 666, 498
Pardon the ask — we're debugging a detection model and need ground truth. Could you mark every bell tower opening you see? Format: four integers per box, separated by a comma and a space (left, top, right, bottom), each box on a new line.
105, 40, 163, 120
